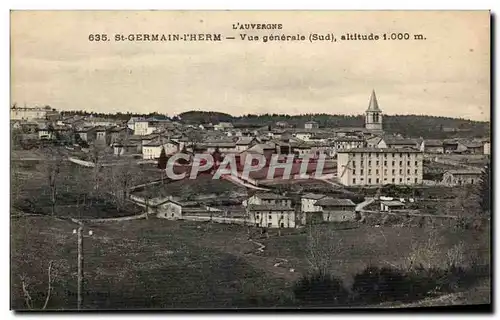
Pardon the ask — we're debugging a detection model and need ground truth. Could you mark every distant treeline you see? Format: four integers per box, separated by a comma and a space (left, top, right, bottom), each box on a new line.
59, 110, 489, 139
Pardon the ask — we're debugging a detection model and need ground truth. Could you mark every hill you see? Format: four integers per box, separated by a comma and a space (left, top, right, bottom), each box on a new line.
178, 111, 490, 140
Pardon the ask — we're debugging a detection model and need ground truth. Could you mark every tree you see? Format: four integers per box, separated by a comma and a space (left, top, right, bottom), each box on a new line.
20, 260, 59, 310
105, 160, 137, 212
478, 161, 491, 214
45, 151, 63, 216
157, 147, 168, 184
306, 226, 343, 278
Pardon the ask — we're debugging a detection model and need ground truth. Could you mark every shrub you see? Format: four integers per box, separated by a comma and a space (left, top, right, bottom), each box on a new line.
293, 273, 349, 306
351, 266, 408, 304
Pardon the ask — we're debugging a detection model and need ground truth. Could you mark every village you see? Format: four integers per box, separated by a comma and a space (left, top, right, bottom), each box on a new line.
10, 91, 491, 309
11, 91, 491, 229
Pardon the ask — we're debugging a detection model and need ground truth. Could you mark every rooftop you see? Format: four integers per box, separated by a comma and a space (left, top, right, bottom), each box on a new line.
248, 204, 295, 211
253, 192, 291, 200
315, 197, 356, 207
302, 193, 326, 200
337, 147, 422, 154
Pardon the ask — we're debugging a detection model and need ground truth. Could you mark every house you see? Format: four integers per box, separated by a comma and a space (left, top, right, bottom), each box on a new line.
214, 122, 234, 131
142, 138, 180, 160
304, 120, 319, 129
134, 119, 155, 136
380, 200, 405, 212
461, 141, 484, 155
113, 142, 140, 156
247, 204, 296, 228
300, 193, 326, 225
75, 127, 96, 142
378, 137, 421, 150
37, 126, 53, 140
291, 141, 313, 155
244, 192, 292, 208
95, 126, 108, 144
108, 127, 134, 145
441, 168, 483, 186
337, 148, 424, 186
484, 141, 491, 155
422, 140, 444, 154
235, 137, 257, 152
294, 130, 313, 141
443, 140, 460, 153
315, 197, 357, 222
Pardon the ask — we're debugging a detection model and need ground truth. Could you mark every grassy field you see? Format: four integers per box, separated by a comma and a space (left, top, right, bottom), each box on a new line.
10, 215, 490, 310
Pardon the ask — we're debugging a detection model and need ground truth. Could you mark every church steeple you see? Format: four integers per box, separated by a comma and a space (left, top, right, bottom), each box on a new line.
366, 90, 381, 112
365, 90, 383, 131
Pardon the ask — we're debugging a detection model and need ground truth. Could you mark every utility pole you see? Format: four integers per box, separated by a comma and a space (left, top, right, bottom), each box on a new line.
73, 225, 93, 310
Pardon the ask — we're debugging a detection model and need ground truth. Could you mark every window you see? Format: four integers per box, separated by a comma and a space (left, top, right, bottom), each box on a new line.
280, 222, 284, 228
399, 178, 403, 182
376, 178, 380, 184
360, 161, 364, 166
384, 169, 387, 174
352, 178, 356, 184
392, 153, 395, 157
407, 169, 410, 174
268, 223, 272, 227
384, 153, 387, 158
399, 169, 403, 174
368, 178, 372, 184
399, 161, 403, 166
353, 169, 356, 175
268, 215, 272, 220
399, 153, 403, 157
384, 161, 387, 166
392, 178, 395, 183
415, 161, 418, 166
376, 161, 379, 165
368, 169, 372, 174
360, 169, 364, 175
376, 169, 379, 174
392, 169, 395, 175
415, 169, 418, 174
384, 178, 387, 181
415, 178, 418, 183
368, 161, 372, 166
352, 161, 356, 168
256, 223, 260, 227
392, 161, 395, 166
407, 161, 411, 166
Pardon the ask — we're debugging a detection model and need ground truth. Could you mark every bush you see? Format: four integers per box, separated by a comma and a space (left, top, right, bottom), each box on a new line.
293, 273, 349, 306
351, 266, 408, 304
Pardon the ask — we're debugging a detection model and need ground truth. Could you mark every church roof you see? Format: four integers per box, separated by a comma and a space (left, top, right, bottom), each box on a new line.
366, 90, 382, 112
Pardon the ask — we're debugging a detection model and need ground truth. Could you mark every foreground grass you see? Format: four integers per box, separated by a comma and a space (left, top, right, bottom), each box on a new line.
11, 217, 291, 310
11, 216, 490, 310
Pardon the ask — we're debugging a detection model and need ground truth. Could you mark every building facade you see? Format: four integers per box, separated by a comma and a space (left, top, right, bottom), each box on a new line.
10, 106, 59, 121
337, 148, 424, 186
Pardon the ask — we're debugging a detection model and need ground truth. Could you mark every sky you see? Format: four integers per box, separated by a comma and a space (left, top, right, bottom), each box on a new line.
10, 11, 490, 121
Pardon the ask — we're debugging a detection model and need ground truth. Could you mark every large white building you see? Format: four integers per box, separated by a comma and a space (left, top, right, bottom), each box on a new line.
337, 148, 423, 186
10, 105, 58, 121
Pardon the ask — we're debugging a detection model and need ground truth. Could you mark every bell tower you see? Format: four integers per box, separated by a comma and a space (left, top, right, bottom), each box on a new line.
365, 90, 383, 131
